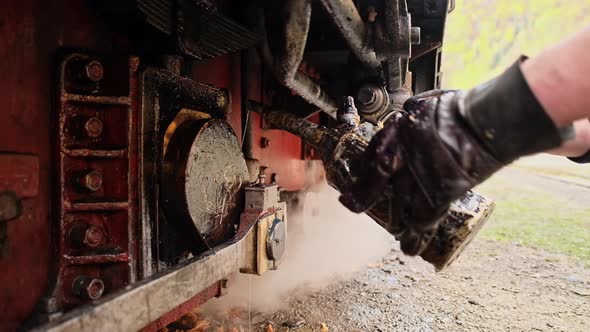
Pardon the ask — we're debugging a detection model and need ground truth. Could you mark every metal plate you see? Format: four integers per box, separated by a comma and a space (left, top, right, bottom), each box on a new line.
266, 218, 286, 261
162, 117, 250, 249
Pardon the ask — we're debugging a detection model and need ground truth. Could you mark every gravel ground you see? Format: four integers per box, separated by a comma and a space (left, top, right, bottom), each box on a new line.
250, 161, 590, 332
256, 239, 590, 332
195, 158, 590, 332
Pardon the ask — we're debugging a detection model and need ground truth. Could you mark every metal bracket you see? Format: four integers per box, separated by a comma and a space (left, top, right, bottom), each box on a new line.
239, 177, 288, 275
53, 53, 140, 310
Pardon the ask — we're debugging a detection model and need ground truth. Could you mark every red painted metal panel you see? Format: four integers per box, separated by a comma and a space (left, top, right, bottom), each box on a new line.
0, 155, 39, 198
0, 1, 324, 329
192, 56, 325, 191
0, 0, 131, 328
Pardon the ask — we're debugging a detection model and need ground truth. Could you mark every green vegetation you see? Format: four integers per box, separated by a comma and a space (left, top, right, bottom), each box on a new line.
440, 3, 590, 263
476, 175, 590, 264
442, 0, 590, 89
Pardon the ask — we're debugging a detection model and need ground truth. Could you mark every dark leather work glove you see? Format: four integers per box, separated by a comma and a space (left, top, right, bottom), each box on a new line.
340, 57, 570, 256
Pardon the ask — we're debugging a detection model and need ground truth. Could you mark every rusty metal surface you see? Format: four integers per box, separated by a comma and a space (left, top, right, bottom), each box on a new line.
319, 0, 381, 70
375, 0, 412, 60
139, 65, 234, 276
141, 282, 223, 332
259, 0, 337, 116
147, 68, 229, 112
52, 54, 140, 311
178, 0, 260, 60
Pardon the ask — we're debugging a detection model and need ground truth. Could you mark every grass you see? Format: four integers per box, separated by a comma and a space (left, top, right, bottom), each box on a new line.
476, 174, 590, 265
442, 1, 590, 89
513, 155, 590, 182
440, 3, 590, 264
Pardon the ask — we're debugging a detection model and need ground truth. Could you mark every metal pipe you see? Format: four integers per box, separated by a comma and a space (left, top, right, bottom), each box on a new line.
259, 0, 338, 117
147, 68, 229, 111
240, 50, 253, 159
319, 0, 381, 70
251, 104, 334, 149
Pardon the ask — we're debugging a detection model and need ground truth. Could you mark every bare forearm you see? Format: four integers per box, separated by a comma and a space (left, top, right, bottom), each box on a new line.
521, 25, 590, 127
548, 119, 590, 157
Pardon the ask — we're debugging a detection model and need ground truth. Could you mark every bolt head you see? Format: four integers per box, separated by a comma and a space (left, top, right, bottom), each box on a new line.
84, 226, 104, 248
357, 87, 377, 106
42, 297, 60, 314
0, 191, 21, 222
261, 137, 271, 148
82, 170, 103, 192
270, 173, 279, 184
84, 117, 103, 138
85, 61, 104, 82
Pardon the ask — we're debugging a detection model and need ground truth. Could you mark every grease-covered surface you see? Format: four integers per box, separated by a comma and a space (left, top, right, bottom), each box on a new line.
162, 118, 249, 249
184, 119, 249, 243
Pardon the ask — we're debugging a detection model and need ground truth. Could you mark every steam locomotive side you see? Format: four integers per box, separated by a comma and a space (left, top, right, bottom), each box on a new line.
0, 1, 451, 330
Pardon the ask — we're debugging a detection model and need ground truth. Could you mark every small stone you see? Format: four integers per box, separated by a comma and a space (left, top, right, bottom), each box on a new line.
405, 275, 417, 282
572, 289, 590, 297
468, 299, 479, 305
282, 319, 305, 328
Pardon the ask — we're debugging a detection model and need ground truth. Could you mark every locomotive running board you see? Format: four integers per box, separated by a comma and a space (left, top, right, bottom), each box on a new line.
34, 217, 259, 332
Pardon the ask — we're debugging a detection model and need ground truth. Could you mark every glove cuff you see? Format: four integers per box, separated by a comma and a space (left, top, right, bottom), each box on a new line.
460, 56, 567, 163
568, 150, 590, 163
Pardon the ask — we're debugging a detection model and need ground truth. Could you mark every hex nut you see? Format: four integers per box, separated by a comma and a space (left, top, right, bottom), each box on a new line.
69, 224, 106, 248
77, 170, 103, 192
73, 276, 105, 300
355, 84, 390, 116
83, 226, 104, 247
356, 86, 377, 106
84, 117, 103, 138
